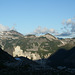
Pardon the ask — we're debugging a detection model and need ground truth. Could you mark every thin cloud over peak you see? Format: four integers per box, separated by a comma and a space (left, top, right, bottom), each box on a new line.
62, 17, 75, 33
33, 26, 56, 35
57, 32, 71, 36
0, 24, 10, 31
0, 24, 16, 32
57, 17, 75, 37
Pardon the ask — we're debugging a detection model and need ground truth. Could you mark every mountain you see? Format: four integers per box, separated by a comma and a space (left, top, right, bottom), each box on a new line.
0, 30, 75, 60
0, 30, 75, 74
1, 46, 75, 75
46, 47, 75, 68
0, 48, 15, 62
0, 30, 23, 39
0, 48, 41, 75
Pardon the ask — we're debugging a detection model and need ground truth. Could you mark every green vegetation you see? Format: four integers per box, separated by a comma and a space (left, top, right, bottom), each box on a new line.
34, 42, 38, 46
2, 40, 13, 50
60, 43, 75, 50
40, 40, 61, 53
0, 31, 75, 59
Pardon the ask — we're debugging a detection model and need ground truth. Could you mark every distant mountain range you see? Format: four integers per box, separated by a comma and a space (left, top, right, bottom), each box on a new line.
0, 31, 75, 74
0, 30, 75, 60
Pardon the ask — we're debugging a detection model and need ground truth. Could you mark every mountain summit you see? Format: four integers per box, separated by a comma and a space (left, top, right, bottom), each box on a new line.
0, 30, 75, 60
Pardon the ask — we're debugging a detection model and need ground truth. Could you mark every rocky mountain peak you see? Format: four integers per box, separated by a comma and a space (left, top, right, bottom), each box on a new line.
0, 30, 24, 40
41, 33, 58, 40
25, 34, 36, 38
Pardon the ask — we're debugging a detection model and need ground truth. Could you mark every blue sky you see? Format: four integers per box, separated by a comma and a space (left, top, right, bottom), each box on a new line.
0, 0, 75, 38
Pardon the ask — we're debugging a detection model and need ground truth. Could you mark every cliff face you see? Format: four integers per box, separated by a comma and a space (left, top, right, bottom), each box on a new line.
13, 46, 41, 60
0, 30, 75, 60
13, 46, 51, 60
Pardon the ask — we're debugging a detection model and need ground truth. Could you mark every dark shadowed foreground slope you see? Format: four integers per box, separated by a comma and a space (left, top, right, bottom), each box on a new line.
0, 48, 15, 62
1, 47, 75, 75
47, 47, 75, 68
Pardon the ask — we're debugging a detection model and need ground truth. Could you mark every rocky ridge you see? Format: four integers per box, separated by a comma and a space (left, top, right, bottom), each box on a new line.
0, 30, 75, 60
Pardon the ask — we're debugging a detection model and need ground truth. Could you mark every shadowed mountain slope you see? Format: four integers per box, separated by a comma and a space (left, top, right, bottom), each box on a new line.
0, 30, 75, 60
47, 47, 75, 68
0, 48, 15, 62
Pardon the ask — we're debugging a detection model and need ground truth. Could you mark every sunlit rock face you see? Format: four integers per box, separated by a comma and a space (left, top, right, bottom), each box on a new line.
13, 46, 24, 57
0, 30, 75, 61
41, 33, 58, 41
13, 46, 41, 60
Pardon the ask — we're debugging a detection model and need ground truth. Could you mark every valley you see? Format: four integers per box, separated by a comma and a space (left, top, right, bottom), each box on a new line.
0, 30, 75, 60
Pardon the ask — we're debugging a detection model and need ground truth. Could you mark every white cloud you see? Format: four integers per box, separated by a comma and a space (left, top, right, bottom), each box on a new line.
61, 17, 75, 36
0, 24, 10, 31
57, 32, 71, 36
49, 29, 55, 33
71, 25, 75, 32
33, 26, 56, 34
66, 19, 72, 25
0, 24, 16, 32
62, 19, 66, 25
